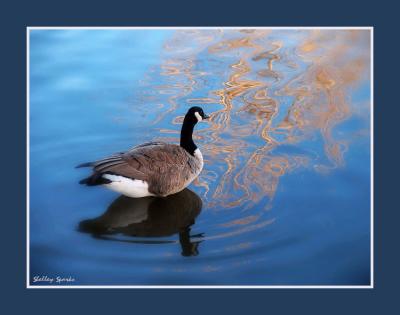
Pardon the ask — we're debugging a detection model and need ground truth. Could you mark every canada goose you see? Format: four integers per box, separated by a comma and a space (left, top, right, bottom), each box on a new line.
79, 188, 203, 256
77, 106, 209, 198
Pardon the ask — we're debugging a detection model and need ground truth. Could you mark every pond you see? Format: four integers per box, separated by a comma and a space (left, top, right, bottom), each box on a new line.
29, 28, 371, 286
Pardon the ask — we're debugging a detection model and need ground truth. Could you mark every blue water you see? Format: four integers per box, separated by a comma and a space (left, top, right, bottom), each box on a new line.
29, 29, 371, 285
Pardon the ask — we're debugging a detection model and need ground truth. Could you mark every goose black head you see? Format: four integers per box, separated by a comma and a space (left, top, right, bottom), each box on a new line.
180, 106, 209, 155
185, 106, 210, 124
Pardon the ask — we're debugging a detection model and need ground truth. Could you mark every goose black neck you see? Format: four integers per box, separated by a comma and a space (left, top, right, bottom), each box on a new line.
180, 117, 197, 156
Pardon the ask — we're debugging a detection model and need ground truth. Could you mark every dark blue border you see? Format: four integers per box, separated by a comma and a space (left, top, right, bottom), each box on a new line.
1, 0, 395, 313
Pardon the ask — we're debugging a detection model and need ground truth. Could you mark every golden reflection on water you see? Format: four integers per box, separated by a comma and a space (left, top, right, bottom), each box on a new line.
137, 29, 370, 215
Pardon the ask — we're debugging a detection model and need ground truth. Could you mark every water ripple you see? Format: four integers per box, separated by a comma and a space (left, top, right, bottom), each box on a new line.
134, 29, 370, 242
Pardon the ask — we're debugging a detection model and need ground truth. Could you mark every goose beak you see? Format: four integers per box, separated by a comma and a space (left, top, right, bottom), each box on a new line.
203, 114, 210, 120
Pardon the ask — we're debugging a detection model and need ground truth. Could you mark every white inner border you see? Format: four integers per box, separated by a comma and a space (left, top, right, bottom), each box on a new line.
26, 26, 374, 289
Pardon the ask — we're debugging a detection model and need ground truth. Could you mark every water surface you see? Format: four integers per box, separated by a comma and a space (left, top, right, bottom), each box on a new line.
29, 29, 371, 285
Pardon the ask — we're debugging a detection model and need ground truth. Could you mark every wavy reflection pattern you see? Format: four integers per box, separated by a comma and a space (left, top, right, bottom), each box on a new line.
133, 29, 370, 247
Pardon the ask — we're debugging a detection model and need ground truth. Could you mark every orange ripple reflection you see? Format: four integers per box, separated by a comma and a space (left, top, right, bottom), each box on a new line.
137, 29, 370, 214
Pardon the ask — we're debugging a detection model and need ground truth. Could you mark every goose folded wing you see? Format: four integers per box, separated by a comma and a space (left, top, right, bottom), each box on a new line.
92, 143, 191, 182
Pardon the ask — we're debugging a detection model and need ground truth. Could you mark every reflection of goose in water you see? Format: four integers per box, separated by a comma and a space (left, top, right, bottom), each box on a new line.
79, 188, 203, 256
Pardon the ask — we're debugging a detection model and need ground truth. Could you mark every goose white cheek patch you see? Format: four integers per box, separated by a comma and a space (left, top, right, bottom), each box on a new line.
195, 112, 202, 122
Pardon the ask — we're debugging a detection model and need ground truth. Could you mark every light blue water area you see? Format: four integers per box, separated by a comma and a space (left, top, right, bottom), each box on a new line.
29, 29, 371, 285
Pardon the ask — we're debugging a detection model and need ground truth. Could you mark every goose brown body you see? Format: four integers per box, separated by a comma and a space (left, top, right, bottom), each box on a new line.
81, 142, 203, 197
78, 106, 209, 198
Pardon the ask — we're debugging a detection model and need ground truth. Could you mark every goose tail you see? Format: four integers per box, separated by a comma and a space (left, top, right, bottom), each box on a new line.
75, 162, 94, 168
79, 173, 112, 186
